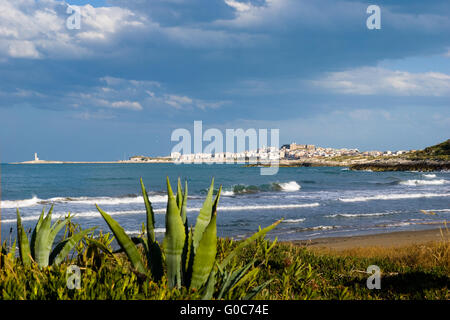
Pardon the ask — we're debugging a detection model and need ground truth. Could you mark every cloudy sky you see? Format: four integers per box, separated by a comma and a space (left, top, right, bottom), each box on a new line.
0, 0, 449, 162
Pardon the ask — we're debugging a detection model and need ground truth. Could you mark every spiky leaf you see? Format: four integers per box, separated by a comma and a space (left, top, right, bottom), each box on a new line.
50, 228, 96, 265
34, 206, 54, 267
192, 178, 214, 252
30, 208, 45, 259
140, 178, 156, 244
162, 177, 186, 288
16, 209, 32, 266
190, 214, 217, 289
96, 205, 146, 275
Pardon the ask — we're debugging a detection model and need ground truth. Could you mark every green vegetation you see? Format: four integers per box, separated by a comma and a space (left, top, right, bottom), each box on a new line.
406, 139, 450, 161
0, 178, 448, 300
96, 178, 280, 298
1, 236, 448, 299
15, 206, 95, 267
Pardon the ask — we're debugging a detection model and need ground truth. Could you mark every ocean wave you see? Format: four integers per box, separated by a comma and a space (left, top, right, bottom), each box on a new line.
299, 225, 337, 231
282, 218, 306, 223
326, 211, 398, 218
279, 181, 301, 191
399, 179, 447, 186
1, 196, 40, 208
224, 181, 301, 195
423, 174, 437, 178
339, 192, 450, 202
1, 203, 320, 224
0, 209, 147, 224
218, 203, 319, 211
125, 228, 166, 235
0, 194, 168, 209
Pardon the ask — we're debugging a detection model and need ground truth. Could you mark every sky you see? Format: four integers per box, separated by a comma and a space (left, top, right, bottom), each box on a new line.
0, 0, 449, 162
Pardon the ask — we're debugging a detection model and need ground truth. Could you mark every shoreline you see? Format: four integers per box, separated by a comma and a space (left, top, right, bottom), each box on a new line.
287, 227, 448, 250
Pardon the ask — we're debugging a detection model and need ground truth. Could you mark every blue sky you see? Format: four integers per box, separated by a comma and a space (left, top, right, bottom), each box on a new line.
0, 0, 449, 162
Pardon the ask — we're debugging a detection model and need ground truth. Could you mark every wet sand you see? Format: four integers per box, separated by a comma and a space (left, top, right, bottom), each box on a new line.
289, 227, 448, 250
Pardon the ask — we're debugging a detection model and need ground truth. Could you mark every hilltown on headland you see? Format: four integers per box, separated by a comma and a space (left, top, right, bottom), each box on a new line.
15, 139, 450, 172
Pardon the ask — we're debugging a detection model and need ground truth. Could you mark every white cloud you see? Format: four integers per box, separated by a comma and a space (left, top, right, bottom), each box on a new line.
224, 0, 253, 12
110, 100, 143, 110
0, 1, 146, 59
313, 67, 450, 96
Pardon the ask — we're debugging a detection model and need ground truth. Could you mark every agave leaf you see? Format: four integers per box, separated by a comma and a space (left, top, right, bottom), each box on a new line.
180, 180, 188, 226
202, 268, 217, 300
50, 227, 96, 266
190, 213, 217, 290
30, 207, 45, 260
176, 178, 183, 210
162, 177, 186, 289
86, 237, 122, 266
219, 219, 282, 270
48, 217, 71, 250
96, 205, 146, 275
148, 241, 164, 281
182, 227, 194, 286
16, 209, 32, 266
135, 234, 163, 281
192, 178, 215, 252
140, 178, 156, 244
34, 205, 54, 267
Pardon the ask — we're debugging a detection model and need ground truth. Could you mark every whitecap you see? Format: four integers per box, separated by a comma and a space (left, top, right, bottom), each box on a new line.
279, 181, 301, 191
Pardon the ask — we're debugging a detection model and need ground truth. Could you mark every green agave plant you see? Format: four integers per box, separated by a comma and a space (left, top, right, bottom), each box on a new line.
96, 177, 281, 298
16, 206, 95, 267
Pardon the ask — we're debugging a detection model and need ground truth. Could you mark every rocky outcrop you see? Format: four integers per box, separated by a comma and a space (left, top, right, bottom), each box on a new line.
349, 160, 450, 172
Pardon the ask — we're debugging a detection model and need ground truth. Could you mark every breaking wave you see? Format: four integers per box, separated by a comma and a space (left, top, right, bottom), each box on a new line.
326, 211, 399, 218
399, 179, 447, 186
339, 192, 450, 202
223, 181, 301, 195
0, 194, 168, 208
282, 218, 306, 223
1, 203, 320, 224
1, 196, 40, 209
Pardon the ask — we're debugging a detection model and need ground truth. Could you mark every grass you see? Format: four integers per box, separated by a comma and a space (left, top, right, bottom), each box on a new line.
1, 235, 448, 300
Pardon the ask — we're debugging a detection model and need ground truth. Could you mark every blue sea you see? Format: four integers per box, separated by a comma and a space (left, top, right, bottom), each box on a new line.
1, 163, 449, 242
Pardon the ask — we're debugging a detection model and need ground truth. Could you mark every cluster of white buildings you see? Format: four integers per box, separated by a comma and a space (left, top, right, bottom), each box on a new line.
282, 143, 410, 159
130, 143, 412, 163
171, 146, 280, 163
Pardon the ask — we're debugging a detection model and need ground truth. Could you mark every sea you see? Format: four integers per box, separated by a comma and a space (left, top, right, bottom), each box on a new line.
0, 163, 449, 242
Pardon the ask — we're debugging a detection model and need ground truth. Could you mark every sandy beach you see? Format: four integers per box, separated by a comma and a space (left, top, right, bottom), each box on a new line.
289, 227, 448, 250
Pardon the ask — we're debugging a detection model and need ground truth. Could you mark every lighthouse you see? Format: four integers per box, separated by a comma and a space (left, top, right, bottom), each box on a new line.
34, 153, 39, 161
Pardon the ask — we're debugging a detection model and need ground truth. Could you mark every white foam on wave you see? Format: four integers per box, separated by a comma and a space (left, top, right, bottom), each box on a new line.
326, 211, 397, 218
282, 218, 305, 223
421, 208, 450, 213
125, 228, 166, 236
304, 225, 336, 231
218, 203, 319, 211
221, 190, 235, 196
423, 174, 437, 178
1, 196, 40, 209
1, 202, 320, 224
340, 193, 450, 202
399, 179, 447, 186
279, 181, 301, 191
0, 194, 168, 209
